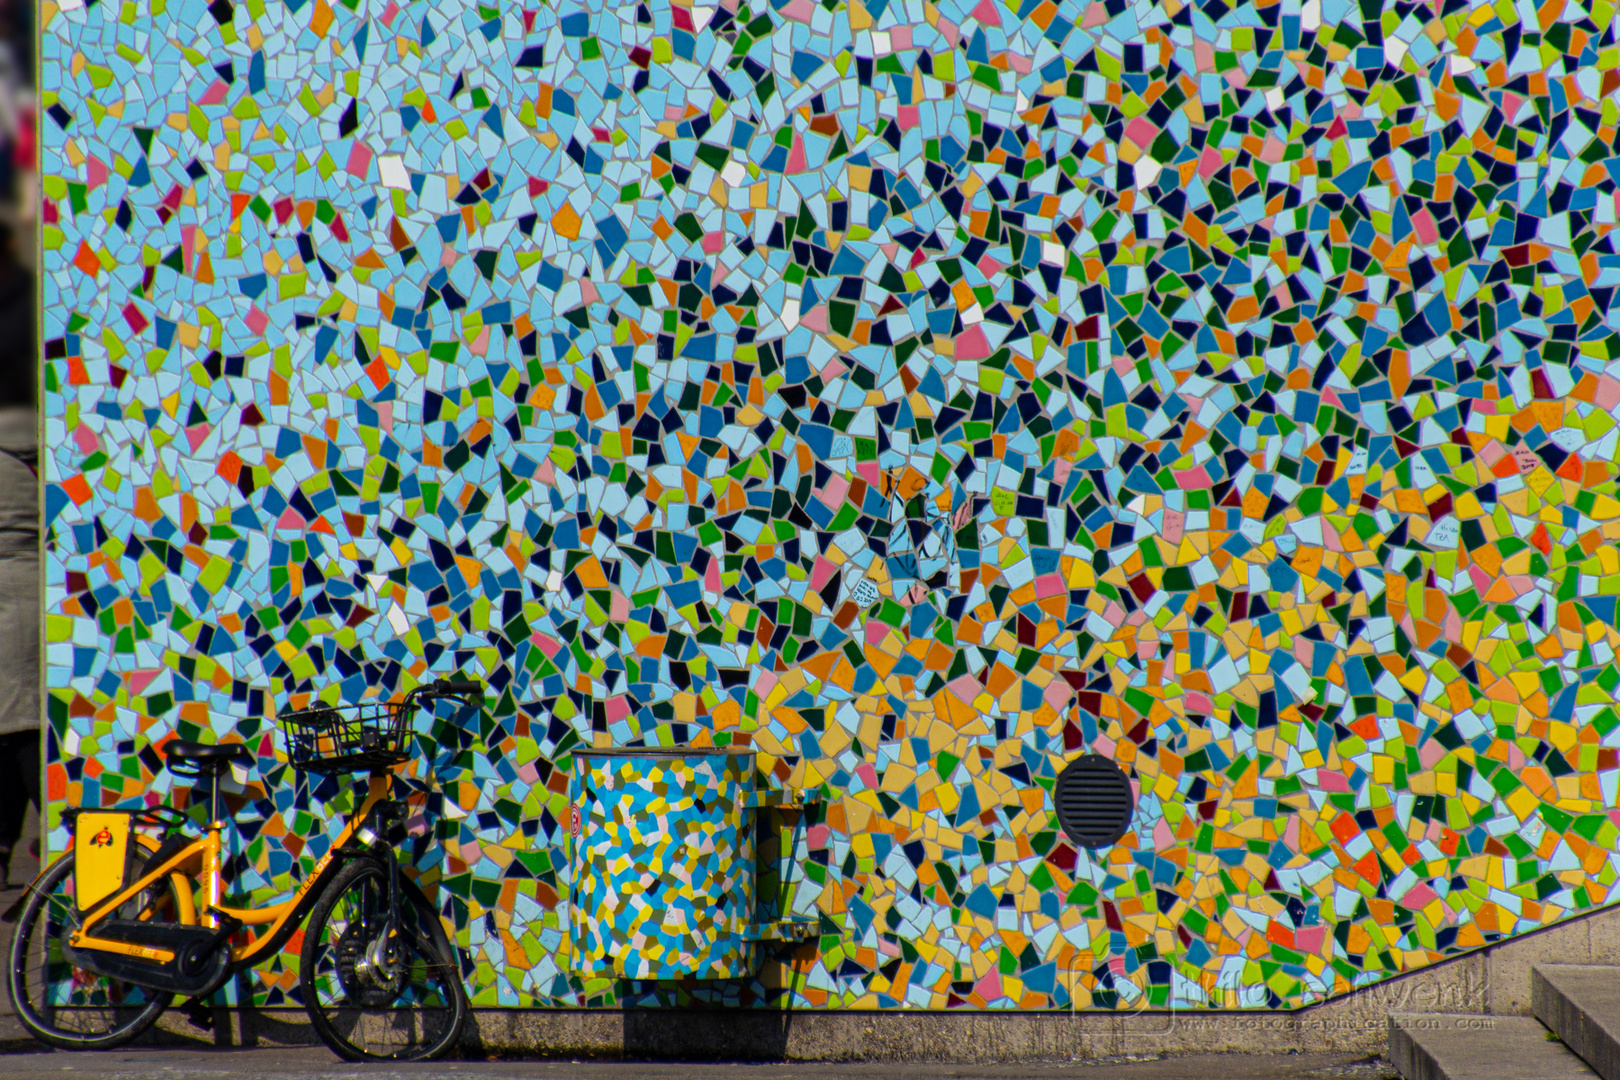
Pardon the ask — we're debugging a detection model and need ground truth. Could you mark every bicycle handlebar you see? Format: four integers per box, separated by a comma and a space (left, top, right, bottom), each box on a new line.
419, 678, 481, 699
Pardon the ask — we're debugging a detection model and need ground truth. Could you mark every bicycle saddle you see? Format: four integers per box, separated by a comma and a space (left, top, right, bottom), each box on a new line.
165, 741, 253, 766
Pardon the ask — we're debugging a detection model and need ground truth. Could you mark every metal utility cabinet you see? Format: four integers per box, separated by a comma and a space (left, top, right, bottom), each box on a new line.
569, 745, 811, 981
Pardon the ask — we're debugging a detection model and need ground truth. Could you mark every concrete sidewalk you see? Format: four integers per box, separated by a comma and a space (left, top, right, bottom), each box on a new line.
0, 796, 41, 1050
0, 1046, 1397, 1080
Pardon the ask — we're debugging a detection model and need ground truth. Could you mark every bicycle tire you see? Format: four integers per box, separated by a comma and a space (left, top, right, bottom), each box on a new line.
299, 857, 467, 1062
9, 850, 178, 1050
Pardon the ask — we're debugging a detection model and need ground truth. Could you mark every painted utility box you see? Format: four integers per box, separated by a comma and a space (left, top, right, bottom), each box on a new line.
570, 746, 761, 981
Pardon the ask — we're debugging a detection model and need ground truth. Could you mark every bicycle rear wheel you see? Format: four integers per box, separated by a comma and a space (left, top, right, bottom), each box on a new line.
298, 858, 466, 1061
8, 850, 180, 1049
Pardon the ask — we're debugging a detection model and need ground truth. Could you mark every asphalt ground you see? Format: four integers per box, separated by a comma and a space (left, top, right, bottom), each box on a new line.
0, 1047, 1399, 1080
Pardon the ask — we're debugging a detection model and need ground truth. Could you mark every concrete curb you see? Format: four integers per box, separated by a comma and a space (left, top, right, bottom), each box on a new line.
1387, 1013, 1591, 1080
133, 1000, 1449, 1061
141, 1003, 1399, 1061
1534, 965, 1620, 1080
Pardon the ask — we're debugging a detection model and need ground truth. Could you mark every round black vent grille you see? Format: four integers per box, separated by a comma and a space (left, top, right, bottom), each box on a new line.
1053, 754, 1135, 848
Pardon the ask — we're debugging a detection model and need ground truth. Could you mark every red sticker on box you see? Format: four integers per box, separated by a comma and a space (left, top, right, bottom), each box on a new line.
570, 803, 581, 838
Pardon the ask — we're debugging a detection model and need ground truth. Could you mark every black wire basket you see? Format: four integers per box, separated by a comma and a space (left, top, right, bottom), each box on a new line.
279, 702, 412, 774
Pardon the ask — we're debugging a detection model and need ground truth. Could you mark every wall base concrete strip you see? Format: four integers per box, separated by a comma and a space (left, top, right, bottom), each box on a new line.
1387, 1014, 1594, 1080
153, 1005, 1390, 1061
1534, 965, 1620, 1080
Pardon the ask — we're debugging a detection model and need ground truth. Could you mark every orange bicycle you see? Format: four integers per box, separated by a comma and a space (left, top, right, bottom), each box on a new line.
7, 678, 480, 1061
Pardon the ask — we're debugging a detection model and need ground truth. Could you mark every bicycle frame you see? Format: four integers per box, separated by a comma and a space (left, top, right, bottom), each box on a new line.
65, 774, 395, 971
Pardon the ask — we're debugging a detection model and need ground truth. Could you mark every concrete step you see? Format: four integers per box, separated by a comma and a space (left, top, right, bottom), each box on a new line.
1387, 1013, 1597, 1080
1535, 964, 1620, 1080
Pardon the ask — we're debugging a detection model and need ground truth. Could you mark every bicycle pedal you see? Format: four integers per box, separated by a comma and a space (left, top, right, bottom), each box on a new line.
181, 998, 216, 1031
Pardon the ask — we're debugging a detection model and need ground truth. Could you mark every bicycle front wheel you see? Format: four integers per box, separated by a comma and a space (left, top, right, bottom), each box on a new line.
298, 858, 467, 1061
9, 850, 178, 1050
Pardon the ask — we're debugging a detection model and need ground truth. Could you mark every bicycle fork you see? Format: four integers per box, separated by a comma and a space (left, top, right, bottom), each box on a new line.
372, 845, 401, 983
352, 801, 405, 988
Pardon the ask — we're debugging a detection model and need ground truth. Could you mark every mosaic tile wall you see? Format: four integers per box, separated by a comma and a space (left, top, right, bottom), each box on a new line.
39, 0, 1620, 1013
